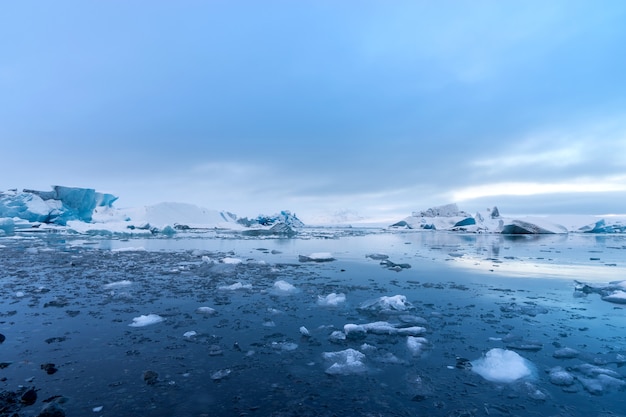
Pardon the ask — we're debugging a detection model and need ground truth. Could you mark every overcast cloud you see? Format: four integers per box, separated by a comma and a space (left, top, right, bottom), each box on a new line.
2, 1, 626, 222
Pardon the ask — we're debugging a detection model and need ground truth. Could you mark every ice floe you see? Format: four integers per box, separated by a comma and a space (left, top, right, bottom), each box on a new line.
128, 314, 164, 327
343, 321, 426, 337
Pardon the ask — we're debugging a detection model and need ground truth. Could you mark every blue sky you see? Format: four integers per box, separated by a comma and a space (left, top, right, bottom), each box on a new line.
2, 1, 626, 222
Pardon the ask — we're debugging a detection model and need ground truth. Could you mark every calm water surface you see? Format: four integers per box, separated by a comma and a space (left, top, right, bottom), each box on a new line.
1, 231, 625, 416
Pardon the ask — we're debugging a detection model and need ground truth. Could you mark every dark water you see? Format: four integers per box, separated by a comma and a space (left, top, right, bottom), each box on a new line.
1, 231, 625, 416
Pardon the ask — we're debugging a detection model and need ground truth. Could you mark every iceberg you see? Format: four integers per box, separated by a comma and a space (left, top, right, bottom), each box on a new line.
390, 204, 573, 234
0, 186, 117, 226
471, 348, 534, 383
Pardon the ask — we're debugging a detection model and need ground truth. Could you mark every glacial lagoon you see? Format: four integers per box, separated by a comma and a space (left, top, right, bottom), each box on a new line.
1, 230, 625, 416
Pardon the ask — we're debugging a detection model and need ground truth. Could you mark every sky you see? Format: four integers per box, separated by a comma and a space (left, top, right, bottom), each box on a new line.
2, 1, 626, 223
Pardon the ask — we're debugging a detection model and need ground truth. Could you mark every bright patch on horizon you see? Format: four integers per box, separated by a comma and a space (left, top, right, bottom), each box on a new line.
450, 177, 626, 202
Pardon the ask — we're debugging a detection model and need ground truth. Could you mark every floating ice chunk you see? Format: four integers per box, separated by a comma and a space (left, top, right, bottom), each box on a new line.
471, 348, 534, 383
221, 257, 243, 264
271, 280, 298, 295
196, 306, 217, 315
299, 326, 310, 336
211, 369, 231, 380
344, 321, 426, 336
183, 331, 197, 338
129, 314, 164, 327
15, 291, 25, 298
299, 252, 335, 262
366, 253, 389, 260
407, 336, 429, 356
317, 293, 346, 307
112, 246, 145, 252
602, 290, 626, 304
329, 330, 346, 343
218, 282, 252, 290
103, 280, 132, 289
323, 348, 367, 375
358, 295, 415, 315
553, 347, 579, 359
271, 341, 298, 351
548, 367, 575, 386
92, 406, 103, 412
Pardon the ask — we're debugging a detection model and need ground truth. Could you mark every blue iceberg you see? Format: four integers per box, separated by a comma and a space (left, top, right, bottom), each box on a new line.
0, 186, 118, 225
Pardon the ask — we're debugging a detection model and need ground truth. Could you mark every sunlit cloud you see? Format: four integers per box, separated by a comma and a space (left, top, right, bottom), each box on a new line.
449, 175, 626, 202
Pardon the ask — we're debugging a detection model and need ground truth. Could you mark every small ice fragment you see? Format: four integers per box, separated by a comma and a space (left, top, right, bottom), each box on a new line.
299, 252, 335, 262
366, 253, 389, 260
93, 406, 103, 412
602, 290, 626, 304
183, 331, 197, 338
221, 257, 243, 264
218, 282, 252, 290
196, 306, 217, 315
317, 293, 346, 307
471, 348, 534, 383
271, 280, 298, 294
323, 348, 367, 375
271, 341, 298, 351
15, 291, 25, 298
548, 367, 575, 386
103, 280, 132, 289
112, 246, 145, 252
210, 369, 231, 380
553, 347, 579, 359
407, 336, 429, 355
128, 314, 164, 327
358, 295, 414, 315
299, 326, 310, 336
329, 330, 346, 342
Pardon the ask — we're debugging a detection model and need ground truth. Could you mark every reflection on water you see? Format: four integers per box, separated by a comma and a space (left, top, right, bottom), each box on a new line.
0, 231, 625, 416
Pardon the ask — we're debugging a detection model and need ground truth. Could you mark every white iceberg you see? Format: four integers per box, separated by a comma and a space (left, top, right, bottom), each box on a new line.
471, 348, 534, 383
